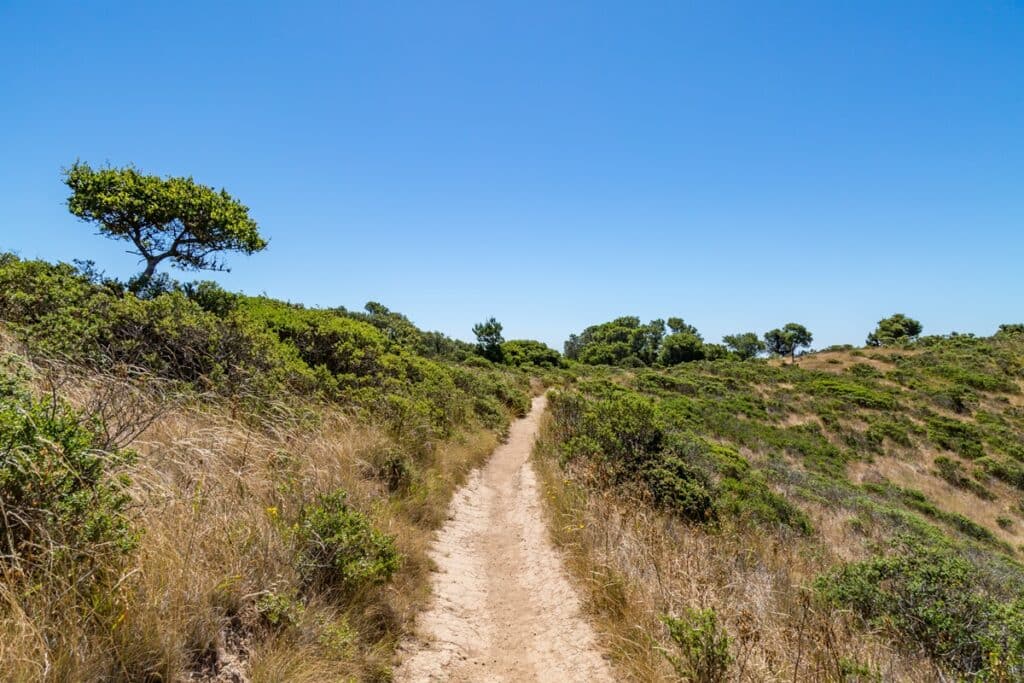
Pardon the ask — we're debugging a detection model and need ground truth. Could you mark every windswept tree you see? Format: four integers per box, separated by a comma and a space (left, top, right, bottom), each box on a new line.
722, 332, 765, 360
64, 162, 267, 285
667, 317, 699, 335
473, 317, 504, 362
764, 323, 813, 364
866, 314, 923, 347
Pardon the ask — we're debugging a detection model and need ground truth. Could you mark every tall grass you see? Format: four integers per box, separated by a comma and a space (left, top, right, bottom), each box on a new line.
0, 356, 502, 681
533, 412, 935, 682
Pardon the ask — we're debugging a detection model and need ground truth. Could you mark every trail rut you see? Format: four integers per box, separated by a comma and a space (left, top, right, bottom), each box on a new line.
395, 395, 615, 682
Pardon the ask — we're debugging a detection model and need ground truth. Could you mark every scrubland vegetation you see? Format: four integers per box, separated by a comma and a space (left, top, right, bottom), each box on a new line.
535, 325, 1024, 681
0, 252, 535, 681
5, 164, 1023, 682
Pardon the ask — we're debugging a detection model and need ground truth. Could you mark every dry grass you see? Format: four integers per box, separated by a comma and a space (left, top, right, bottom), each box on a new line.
775, 348, 911, 373
0, 363, 499, 682
532, 414, 937, 682
849, 455, 1024, 550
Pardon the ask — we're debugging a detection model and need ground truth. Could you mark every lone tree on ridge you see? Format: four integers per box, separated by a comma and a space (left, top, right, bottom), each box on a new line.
866, 313, 922, 347
473, 317, 505, 362
764, 323, 813, 364
64, 162, 267, 285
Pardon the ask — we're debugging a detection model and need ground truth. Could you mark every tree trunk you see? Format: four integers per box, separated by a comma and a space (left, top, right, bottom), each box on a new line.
141, 258, 159, 280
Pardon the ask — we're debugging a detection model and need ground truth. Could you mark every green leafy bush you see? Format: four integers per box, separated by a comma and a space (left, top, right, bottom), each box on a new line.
0, 254, 531, 438
928, 416, 984, 459
659, 608, 732, 683
500, 339, 562, 368
296, 491, 401, 593
816, 537, 1024, 677
0, 365, 136, 568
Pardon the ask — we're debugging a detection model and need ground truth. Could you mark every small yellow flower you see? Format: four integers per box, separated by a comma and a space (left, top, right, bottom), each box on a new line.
266, 506, 279, 520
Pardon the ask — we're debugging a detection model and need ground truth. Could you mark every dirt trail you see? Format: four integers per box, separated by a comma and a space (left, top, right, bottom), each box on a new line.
395, 395, 615, 683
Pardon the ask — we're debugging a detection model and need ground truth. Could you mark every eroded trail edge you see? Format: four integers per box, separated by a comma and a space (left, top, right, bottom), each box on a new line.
395, 395, 615, 683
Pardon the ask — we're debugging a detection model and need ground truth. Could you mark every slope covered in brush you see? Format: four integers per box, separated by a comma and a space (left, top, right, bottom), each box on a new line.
540, 330, 1024, 680
0, 253, 536, 680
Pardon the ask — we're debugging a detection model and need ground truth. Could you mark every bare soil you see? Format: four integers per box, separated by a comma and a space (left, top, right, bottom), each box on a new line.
395, 395, 615, 682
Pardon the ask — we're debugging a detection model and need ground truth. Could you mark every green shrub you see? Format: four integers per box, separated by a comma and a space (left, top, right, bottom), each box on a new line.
659, 608, 732, 683
976, 457, 1024, 491
500, 339, 562, 368
0, 365, 136, 569
296, 491, 401, 593
256, 591, 306, 629
816, 537, 1024, 677
802, 376, 895, 410
928, 416, 984, 459
642, 455, 716, 523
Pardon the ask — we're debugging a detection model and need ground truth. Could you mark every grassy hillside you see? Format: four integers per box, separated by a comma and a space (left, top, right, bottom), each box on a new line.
536, 331, 1024, 681
0, 254, 535, 681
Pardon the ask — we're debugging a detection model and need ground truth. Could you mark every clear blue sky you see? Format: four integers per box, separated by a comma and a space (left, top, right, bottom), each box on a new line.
2, 1, 1022, 350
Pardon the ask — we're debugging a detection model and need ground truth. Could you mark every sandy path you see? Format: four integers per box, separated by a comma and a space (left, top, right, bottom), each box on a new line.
395, 395, 615, 683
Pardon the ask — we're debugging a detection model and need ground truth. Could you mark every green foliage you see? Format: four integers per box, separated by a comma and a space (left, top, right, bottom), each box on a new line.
547, 390, 810, 532
763, 323, 813, 363
565, 316, 667, 366
544, 326, 1024, 677
296, 491, 401, 593
0, 254, 531, 438
256, 591, 306, 629
816, 537, 1024, 677
934, 456, 995, 500
64, 162, 266, 282
721, 332, 765, 360
866, 313, 923, 347
472, 317, 505, 362
659, 332, 705, 366
500, 339, 562, 368
659, 608, 732, 683
0, 364, 136, 569
804, 376, 896, 410
643, 454, 717, 523
928, 415, 984, 459
976, 457, 1024, 492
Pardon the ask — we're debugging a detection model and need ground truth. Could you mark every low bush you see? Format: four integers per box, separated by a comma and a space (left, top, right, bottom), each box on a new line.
0, 363, 136, 571
659, 608, 732, 683
296, 491, 401, 594
928, 415, 984, 459
816, 537, 1024, 678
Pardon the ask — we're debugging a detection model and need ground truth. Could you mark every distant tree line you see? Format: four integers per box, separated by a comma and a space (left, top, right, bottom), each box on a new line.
560, 316, 818, 367
559, 314, 932, 368
61, 162, 961, 371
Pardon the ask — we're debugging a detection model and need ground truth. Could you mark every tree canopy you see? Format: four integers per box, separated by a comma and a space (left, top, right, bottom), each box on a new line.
64, 162, 266, 283
564, 316, 664, 366
501, 339, 562, 368
473, 317, 505, 362
563, 316, 723, 367
722, 332, 765, 360
764, 323, 813, 363
866, 314, 923, 346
